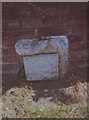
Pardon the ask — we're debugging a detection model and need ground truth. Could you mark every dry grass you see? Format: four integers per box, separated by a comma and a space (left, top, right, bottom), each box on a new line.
60, 82, 87, 104
1, 81, 88, 118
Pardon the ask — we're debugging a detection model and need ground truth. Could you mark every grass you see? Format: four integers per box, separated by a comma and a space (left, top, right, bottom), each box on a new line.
1, 81, 88, 118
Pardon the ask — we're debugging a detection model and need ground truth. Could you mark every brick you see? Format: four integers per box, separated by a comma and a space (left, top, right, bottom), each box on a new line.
32, 5, 70, 16
21, 18, 44, 29
38, 26, 60, 37
62, 16, 87, 26
3, 19, 20, 30
2, 29, 35, 39
2, 2, 15, 8
69, 50, 87, 62
33, 2, 72, 7
69, 60, 87, 68
17, 6, 32, 18
2, 63, 19, 74
68, 35, 86, 43
69, 41, 87, 51
38, 25, 81, 37
68, 60, 87, 81
2, 56, 18, 63
70, 4, 87, 16
59, 24, 87, 35
83, 34, 87, 43
44, 16, 62, 26
2, 3, 33, 19
2, 7, 19, 19
2, 39, 15, 47
58, 25, 73, 35
72, 24, 87, 35
2, 31, 16, 39
2, 48, 16, 56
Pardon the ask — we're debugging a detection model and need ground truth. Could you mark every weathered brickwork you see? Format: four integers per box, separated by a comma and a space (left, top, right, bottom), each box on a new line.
2, 2, 87, 81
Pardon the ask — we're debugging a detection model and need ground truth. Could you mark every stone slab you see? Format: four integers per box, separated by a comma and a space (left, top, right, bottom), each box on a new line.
23, 53, 59, 81
15, 35, 69, 79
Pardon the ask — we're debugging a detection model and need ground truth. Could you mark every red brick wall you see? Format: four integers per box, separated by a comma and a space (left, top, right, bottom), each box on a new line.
2, 2, 87, 80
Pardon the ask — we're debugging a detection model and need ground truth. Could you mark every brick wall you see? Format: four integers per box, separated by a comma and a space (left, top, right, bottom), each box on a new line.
2, 2, 87, 82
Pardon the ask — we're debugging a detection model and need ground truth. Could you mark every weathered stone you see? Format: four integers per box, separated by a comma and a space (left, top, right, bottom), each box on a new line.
23, 54, 59, 81
15, 36, 68, 81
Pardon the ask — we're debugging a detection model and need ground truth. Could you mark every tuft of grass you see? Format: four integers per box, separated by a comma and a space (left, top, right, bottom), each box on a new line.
19, 72, 24, 77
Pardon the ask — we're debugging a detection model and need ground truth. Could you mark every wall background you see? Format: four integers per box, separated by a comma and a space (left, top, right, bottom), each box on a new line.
2, 2, 87, 85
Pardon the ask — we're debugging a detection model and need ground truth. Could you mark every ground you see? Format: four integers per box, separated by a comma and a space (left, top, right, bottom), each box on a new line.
1, 62, 88, 118
1, 76, 88, 118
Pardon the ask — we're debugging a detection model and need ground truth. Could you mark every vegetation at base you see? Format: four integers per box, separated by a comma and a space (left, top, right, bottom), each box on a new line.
2, 82, 88, 118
